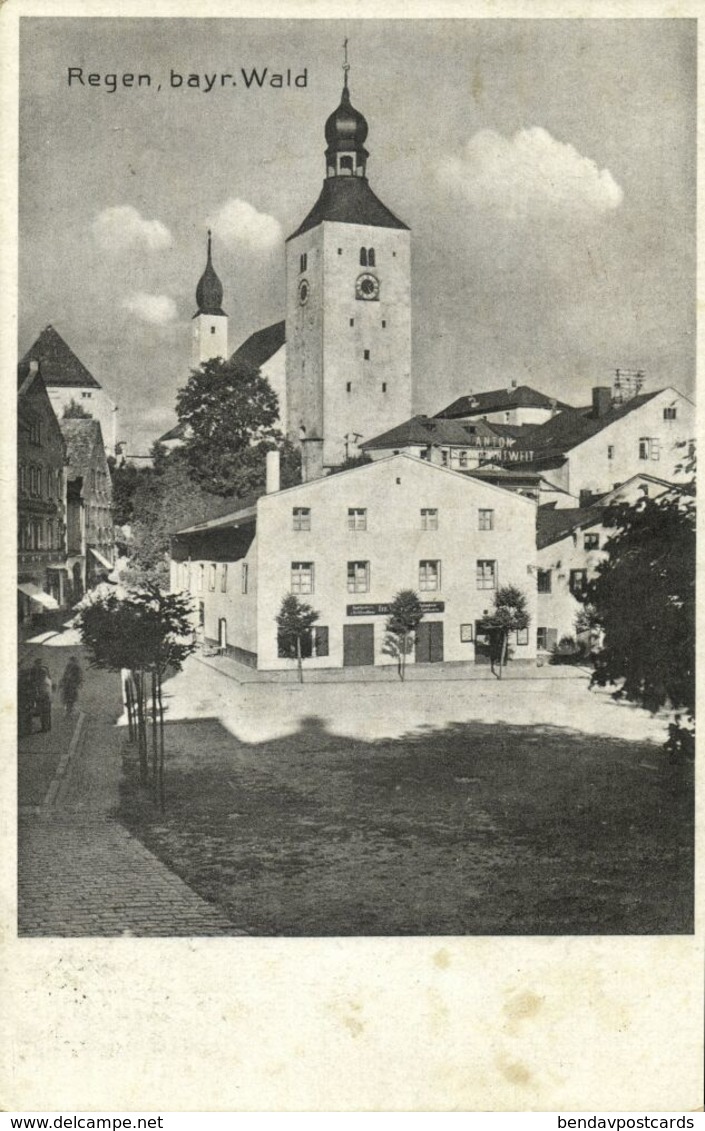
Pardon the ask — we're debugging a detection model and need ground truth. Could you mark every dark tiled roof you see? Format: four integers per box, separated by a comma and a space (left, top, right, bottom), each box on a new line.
436, 385, 574, 419
60, 418, 105, 472
514, 392, 661, 456
19, 326, 102, 389
171, 489, 264, 536
287, 177, 409, 241
362, 414, 503, 451
537, 505, 602, 550
485, 422, 535, 440
230, 321, 286, 369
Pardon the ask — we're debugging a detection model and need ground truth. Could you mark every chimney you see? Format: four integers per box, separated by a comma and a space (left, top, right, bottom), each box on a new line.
301, 437, 324, 483
426, 444, 443, 466
265, 449, 280, 494
592, 386, 612, 418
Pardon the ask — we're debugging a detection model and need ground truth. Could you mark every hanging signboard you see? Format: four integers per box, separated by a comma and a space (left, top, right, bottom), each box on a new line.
346, 602, 445, 617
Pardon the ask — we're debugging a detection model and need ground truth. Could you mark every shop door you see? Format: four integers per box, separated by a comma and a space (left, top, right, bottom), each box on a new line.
474, 621, 491, 664
343, 623, 375, 667
416, 621, 444, 663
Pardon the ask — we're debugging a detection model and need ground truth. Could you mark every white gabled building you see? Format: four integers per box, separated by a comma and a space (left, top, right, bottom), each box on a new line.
535, 472, 679, 655
171, 452, 538, 671
514, 386, 694, 500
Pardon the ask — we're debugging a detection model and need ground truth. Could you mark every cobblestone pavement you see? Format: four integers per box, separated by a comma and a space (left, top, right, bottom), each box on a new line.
18, 651, 243, 937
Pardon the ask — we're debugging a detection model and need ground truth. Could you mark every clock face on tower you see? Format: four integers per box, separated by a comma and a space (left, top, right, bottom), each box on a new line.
298, 278, 310, 305
355, 273, 380, 301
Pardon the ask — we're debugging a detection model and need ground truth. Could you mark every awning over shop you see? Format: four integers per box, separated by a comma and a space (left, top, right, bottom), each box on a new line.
18, 583, 59, 610
89, 547, 113, 570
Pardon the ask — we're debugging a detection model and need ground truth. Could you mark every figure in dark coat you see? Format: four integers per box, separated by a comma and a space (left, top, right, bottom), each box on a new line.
59, 656, 83, 715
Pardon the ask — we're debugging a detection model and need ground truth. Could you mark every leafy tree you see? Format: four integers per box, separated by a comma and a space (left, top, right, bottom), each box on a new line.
479, 586, 530, 678
108, 457, 148, 527
77, 585, 196, 804
176, 357, 283, 496
383, 590, 424, 681
62, 398, 92, 419
275, 593, 320, 683
583, 479, 695, 760
126, 450, 222, 587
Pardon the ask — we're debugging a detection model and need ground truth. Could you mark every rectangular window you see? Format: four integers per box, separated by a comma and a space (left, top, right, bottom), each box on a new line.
291, 561, 314, 594
440, 450, 449, 466
458, 450, 468, 469
220, 564, 228, 592
348, 507, 367, 531
198, 565, 204, 592
420, 508, 438, 530
338, 248, 343, 255
537, 569, 552, 594
584, 533, 600, 551
476, 559, 497, 590
650, 438, 660, 461
81, 391, 92, 399
419, 559, 440, 591
312, 625, 329, 658
607, 445, 614, 460
569, 569, 588, 597
663, 406, 677, 420
638, 437, 649, 460
346, 382, 352, 393
347, 560, 370, 593
208, 563, 217, 591
293, 506, 311, 531
516, 627, 529, 646
381, 320, 386, 328
299, 252, 307, 273
349, 317, 354, 327
210, 326, 216, 335
382, 383, 387, 393
363, 349, 370, 360
537, 627, 547, 651
478, 508, 494, 531
241, 563, 248, 594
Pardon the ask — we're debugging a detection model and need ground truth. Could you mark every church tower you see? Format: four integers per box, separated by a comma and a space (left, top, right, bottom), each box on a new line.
192, 231, 228, 367
285, 51, 412, 471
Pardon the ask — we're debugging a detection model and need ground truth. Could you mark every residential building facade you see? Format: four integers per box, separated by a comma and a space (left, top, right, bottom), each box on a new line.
61, 418, 115, 594
17, 360, 68, 620
171, 453, 538, 670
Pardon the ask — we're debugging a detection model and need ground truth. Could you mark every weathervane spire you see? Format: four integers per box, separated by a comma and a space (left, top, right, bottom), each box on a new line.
207, 228, 212, 260
342, 37, 350, 89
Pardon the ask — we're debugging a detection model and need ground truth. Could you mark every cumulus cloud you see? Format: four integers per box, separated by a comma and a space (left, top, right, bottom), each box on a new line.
439, 127, 623, 221
209, 198, 282, 253
122, 292, 178, 325
92, 205, 173, 253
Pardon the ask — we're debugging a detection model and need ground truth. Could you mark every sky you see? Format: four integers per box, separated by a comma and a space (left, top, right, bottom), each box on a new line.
18, 18, 696, 454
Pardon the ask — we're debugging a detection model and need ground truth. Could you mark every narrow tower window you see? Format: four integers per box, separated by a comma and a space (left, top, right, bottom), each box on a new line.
360, 248, 367, 266
367, 248, 375, 267
299, 252, 307, 273
363, 350, 370, 360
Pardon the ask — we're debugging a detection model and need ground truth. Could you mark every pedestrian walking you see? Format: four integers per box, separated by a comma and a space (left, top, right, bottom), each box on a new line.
32, 658, 53, 733
59, 655, 83, 715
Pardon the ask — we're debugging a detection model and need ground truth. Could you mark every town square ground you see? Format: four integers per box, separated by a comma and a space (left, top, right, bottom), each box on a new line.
18, 644, 693, 937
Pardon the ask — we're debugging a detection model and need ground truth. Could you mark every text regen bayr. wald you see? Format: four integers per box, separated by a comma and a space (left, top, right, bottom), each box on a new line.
67, 67, 309, 92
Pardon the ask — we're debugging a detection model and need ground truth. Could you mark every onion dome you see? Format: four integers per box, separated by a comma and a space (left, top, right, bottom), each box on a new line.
195, 230, 226, 317
324, 82, 369, 151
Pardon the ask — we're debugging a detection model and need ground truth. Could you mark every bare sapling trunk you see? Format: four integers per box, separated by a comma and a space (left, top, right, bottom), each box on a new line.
157, 669, 166, 812
296, 634, 303, 683
135, 668, 149, 786
151, 669, 159, 804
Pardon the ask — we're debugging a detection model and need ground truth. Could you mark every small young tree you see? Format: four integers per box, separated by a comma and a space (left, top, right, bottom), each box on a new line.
77, 586, 196, 805
383, 590, 424, 681
275, 594, 320, 683
479, 585, 530, 678
62, 398, 92, 419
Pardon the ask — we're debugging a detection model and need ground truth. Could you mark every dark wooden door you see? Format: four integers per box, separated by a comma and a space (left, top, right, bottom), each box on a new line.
474, 621, 491, 664
343, 623, 375, 667
416, 621, 444, 663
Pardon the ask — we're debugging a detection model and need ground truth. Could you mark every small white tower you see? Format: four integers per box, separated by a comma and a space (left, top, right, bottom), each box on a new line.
192, 230, 228, 367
